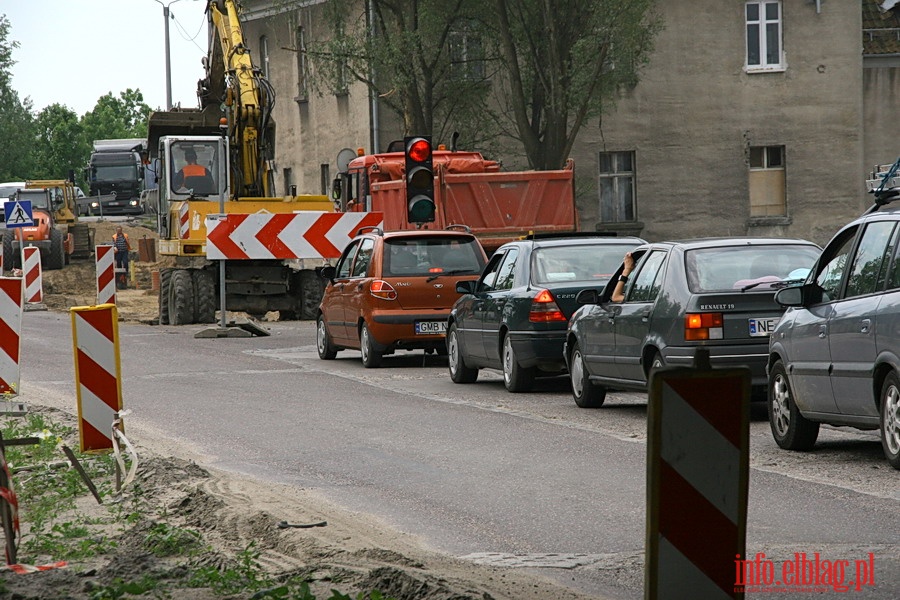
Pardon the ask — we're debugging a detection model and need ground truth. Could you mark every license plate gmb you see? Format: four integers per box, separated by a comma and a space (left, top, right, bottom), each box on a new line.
415, 321, 446, 335
748, 317, 778, 337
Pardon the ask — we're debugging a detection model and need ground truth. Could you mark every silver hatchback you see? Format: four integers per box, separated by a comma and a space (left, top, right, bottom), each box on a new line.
769, 186, 900, 469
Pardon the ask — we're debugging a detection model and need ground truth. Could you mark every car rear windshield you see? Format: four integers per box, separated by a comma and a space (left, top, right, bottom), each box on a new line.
532, 243, 635, 284
383, 237, 484, 277
685, 244, 821, 293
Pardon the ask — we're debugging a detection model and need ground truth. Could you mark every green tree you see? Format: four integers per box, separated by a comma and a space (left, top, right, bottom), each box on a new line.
489, 0, 661, 169
80, 89, 152, 144
32, 104, 89, 181
307, 0, 500, 151
307, 0, 661, 169
0, 14, 35, 182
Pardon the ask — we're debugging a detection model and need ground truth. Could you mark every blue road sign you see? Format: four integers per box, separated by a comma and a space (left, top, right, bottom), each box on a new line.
4, 200, 33, 228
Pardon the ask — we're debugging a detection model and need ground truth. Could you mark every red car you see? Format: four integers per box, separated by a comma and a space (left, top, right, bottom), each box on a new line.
317, 228, 488, 367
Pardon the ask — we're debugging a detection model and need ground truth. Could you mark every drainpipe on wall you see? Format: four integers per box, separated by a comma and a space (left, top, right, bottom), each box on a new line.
368, 0, 380, 154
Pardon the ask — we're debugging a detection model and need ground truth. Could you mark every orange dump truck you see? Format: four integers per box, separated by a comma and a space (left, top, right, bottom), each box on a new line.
334, 147, 578, 254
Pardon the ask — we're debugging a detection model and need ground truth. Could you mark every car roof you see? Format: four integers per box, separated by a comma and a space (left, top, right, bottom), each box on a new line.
358, 229, 478, 241
642, 237, 821, 250
502, 235, 646, 249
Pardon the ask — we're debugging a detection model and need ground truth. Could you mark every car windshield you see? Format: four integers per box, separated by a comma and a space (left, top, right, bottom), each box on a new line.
383, 237, 484, 277
685, 244, 821, 293
532, 243, 635, 284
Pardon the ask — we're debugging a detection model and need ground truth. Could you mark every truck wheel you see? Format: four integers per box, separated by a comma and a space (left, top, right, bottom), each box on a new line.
159, 268, 172, 325
193, 269, 217, 324
46, 229, 65, 270
169, 269, 196, 325
298, 270, 324, 320
1, 232, 14, 271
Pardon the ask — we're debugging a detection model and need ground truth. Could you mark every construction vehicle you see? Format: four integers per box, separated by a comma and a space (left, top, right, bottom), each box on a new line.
147, 0, 337, 325
83, 139, 146, 215
1, 179, 92, 271
332, 145, 579, 256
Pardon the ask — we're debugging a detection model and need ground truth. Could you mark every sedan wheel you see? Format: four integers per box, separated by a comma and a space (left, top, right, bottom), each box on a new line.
768, 360, 819, 450
316, 315, 338, 360
570, 343, 606, 408
879, 372, 900, 469
447, 325, 478, 383
360, 323, 383, 368
502, 334, 535, 393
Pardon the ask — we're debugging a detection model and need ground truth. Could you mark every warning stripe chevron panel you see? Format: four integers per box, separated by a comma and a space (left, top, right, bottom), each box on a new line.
0, 277, 23, 395
648, 371, 748, 599
205, 212, 384, 260
179, 202, 190, 239
95, 246, 116, 305
71, 305, 123, 453
23, 247, 41, 303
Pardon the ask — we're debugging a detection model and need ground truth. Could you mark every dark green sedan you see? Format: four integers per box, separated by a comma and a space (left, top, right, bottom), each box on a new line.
446, 234, 645, 392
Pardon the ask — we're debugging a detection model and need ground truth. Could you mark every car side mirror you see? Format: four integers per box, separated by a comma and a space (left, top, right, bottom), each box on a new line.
320, 265, 336, 281
774, 285, 804, 307
456, 280, 476, 294
576, 288, 599, 305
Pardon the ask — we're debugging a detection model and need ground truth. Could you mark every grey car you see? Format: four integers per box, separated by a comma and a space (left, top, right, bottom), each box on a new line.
565, 238, 821, 408
768, 193, 900, 469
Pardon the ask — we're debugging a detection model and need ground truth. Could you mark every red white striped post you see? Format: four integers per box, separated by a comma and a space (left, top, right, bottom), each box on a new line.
0, 277, 23, 397
22, 247, 42, 305
179, 202, 190, 239
95, 245, 116, 305
71, 304, 123, 453
646, 349, 750, 599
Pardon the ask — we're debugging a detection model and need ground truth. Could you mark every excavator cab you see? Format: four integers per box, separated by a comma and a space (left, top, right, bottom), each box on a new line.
157, 136, 229, 203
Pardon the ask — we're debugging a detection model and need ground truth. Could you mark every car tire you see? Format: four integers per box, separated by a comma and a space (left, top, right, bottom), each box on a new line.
317, 314, 338, 360
570, 342, 606, 408
447, 324, 478, 383
360, 322, 383, 368
879, 372, 900, 470
768, 360, 819, 451
502, 334, 535, 393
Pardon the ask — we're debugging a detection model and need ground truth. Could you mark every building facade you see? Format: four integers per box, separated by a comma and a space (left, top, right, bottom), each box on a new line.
240, 0, 900, 246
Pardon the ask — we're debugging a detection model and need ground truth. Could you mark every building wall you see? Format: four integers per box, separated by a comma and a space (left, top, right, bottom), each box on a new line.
570, 1, 865, 246
240, 1, 895, 248
242, 0, 373, 199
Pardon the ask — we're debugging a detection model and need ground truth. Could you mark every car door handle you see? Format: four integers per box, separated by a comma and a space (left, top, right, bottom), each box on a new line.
860, 318, 871, 334
641, 307, 652, 322
357, 283, 364, 291
819, 324, 827, 338
334, 283, 344, 291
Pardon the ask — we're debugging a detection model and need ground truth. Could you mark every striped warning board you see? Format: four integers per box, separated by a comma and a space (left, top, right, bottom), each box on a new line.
95, 245, 116, 305
71, 304, 123, 453
179, 202, 190, 239
645, 352, 750, 599
22, 247, 41, 304
0, 277, 23, 396
205, 212, 384, 260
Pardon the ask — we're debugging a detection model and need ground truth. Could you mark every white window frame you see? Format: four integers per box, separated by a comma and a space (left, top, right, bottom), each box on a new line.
745, 1, 785, 73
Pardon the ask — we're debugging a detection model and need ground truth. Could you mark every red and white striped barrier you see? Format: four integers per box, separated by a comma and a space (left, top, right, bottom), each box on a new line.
205, 212, 383, 260
0, 277, 23, 396
2, 560, 68, 574
179, 202, 190, 239
71, 304, 123, 453
95, 245, 116, 305
646, 354, 750, 599
22, 247, 41, 305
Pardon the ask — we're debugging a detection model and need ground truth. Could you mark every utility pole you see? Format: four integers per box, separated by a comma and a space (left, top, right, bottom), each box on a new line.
154, 0, 183, 110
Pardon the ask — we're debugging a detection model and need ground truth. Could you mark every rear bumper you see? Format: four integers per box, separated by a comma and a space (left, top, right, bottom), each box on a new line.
369, 309, 451, 350
663, 343, 769, 386
508, 329, 568, 372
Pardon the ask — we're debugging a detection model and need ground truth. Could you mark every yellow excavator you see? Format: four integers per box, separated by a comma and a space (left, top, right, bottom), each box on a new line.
148, 0, 332, 325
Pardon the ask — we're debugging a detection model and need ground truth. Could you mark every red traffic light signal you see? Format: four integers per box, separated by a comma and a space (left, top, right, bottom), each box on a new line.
404, 136, 435, 223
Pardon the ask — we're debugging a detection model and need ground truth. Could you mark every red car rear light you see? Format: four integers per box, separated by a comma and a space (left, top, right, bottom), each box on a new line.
529, 289, 566, 322
685, 312, 724, 341
370, 280, 397, 300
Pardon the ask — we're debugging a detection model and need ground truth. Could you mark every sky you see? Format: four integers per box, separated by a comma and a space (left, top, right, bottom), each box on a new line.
3, 0, 210, 116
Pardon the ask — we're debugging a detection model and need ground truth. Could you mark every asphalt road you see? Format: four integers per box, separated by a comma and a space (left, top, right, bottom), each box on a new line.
17, 311, 900, 599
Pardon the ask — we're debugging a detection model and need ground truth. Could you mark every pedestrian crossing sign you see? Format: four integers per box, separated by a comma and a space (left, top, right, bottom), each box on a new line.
3, 200, 33, 228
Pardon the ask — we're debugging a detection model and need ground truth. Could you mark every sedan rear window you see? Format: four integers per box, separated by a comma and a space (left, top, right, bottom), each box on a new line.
384, 237, 484, 277
532, 244, 634, 284
685, 244, 821, 293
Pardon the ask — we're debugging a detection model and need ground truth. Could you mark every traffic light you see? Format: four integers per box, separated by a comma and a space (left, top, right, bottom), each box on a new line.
404, 136, 435, 223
